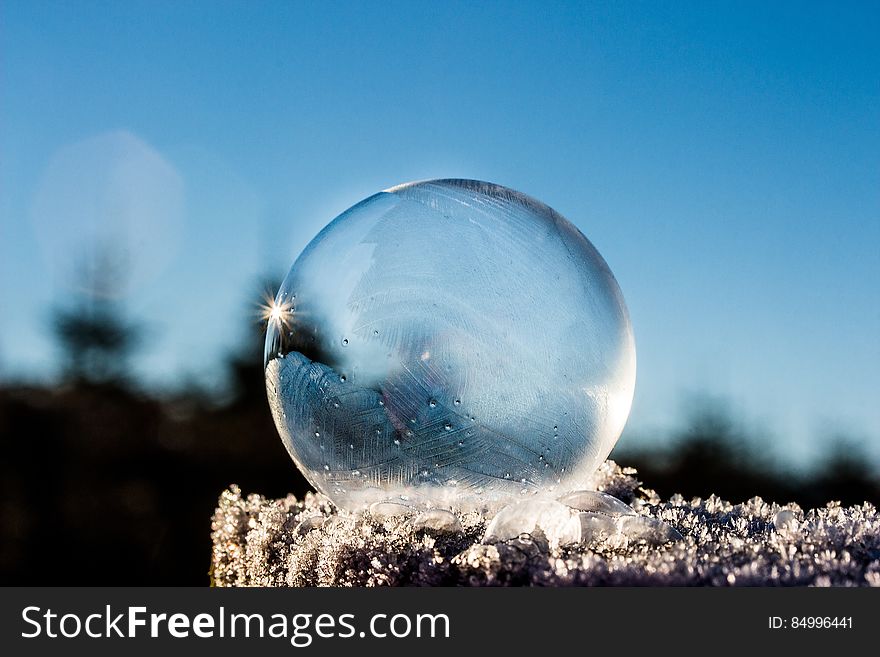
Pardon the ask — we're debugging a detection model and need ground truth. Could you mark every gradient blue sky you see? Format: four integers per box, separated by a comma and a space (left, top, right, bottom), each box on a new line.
2, 1, 878, 466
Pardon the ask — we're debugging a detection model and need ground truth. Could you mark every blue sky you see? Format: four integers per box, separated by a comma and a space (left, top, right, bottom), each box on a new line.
2, 1, 878, 467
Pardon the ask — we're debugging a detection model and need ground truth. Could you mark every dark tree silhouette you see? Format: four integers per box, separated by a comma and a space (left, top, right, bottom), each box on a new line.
616, 398, 879, 508
51, 247, 142, 385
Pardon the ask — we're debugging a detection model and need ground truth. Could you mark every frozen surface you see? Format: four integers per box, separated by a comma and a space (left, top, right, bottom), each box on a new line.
264, 180, 636, 510
211, 461, 880, 586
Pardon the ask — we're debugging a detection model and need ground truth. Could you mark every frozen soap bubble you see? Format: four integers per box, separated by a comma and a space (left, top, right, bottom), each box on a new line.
265, 179, 636, 511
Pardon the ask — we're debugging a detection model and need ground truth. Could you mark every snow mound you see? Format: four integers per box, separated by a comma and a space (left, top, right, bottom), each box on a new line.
210, 460, 880, 586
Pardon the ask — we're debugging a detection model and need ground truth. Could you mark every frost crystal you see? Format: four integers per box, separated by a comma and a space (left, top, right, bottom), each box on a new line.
212, 460, 880, 587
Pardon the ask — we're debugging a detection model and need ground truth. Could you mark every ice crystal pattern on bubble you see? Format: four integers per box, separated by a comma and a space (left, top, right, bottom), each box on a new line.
265, 179, 636, 510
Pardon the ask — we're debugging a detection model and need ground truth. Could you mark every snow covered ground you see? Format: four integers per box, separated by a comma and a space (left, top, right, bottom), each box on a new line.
211, 461, 880, 586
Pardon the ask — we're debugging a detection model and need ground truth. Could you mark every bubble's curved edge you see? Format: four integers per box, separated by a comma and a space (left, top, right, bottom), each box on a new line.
385, 178, 561, 222
262, 190, 401, 367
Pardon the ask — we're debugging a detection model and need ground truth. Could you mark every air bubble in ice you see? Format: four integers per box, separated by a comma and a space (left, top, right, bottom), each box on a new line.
410, 509, 462, 534
483, 499, 581, 548
617, 515, 683, 545
576, 511, 619, 543
558, 490, 637, 516
294, 515, 325, 537
265, 179, 636, 511
774, 509, 799, 533
368, 501, 416, 519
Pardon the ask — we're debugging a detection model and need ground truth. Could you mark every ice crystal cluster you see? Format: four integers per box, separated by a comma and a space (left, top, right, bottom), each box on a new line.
265, 179, 636, 510
211, 461, 880, 586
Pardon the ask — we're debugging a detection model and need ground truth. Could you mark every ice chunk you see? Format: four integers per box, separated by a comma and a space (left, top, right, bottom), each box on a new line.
558, 490, 636, 516
483, 500, 580, 548
411, 509, 462, 533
